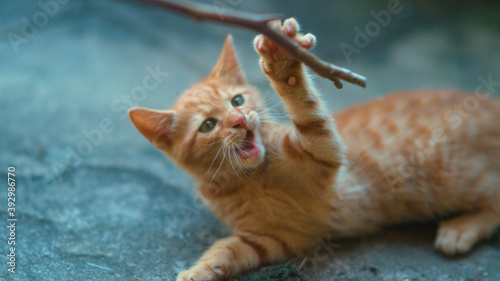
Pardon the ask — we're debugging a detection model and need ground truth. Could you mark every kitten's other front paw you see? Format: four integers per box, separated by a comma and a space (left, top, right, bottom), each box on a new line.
434, 219, 484, 255
176, 263, 230, 281
254, 18, 316, 78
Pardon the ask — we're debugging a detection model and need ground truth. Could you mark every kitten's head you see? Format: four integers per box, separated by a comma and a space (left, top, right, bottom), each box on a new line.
129, 35, 267, 181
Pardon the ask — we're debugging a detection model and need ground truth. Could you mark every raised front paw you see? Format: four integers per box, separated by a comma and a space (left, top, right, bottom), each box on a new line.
176, 262, 230, 281
254, 18, 316, 79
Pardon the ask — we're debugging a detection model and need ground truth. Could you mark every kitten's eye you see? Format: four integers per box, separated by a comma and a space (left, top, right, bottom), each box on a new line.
199, 118, 216, 133
231, 95, 245, 107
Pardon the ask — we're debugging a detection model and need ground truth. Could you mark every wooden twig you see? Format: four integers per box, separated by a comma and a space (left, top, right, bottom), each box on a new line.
127, 0, 367, 89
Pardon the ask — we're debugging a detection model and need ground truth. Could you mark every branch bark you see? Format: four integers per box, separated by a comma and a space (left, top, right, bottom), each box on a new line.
127, 0, 367, 89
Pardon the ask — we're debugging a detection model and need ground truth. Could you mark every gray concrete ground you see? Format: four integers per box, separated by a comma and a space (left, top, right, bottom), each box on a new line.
1, 0, 500, 280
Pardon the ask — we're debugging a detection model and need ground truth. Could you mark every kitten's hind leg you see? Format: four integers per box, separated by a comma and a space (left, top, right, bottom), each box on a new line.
434, 210, 500, 255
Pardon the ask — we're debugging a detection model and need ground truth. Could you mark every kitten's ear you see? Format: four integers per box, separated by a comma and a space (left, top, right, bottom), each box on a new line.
128, 107, 175, 146
209, 34, 246, 84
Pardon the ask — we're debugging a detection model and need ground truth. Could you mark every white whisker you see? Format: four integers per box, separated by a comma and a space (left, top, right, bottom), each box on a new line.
205, 140, 223, 146
261, 119, 283, 126
206, 143, 224, 176
228, 140, 252, 176
232, 148, 250, 177
265, 100, 285, 111
228, 143, 243, 180
210, 145, 227, 186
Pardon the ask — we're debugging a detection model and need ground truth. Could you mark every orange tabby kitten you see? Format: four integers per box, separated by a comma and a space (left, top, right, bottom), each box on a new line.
128, 18, 500, 281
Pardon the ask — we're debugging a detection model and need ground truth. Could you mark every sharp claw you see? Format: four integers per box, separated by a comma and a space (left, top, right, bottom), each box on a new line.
260, 60, 272, 74
254, 35, 265, 52
298, 34, 316, 49
283, 18, 299, 37
256, 18, 314, 70
212, 265, 226, 275
270, 19, 282, 30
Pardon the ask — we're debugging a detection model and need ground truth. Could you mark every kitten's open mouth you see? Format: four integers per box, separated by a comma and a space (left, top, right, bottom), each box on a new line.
237, 130, 260, 160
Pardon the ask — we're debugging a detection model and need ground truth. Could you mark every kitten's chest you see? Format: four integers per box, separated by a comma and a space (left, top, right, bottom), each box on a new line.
211, 175, 335, 233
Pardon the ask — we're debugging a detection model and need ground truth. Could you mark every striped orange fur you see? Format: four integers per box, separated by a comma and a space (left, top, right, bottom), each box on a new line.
128, 18, 500, 281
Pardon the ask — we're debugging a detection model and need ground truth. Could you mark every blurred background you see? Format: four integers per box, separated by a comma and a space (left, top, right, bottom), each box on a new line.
1, 0, 499, 280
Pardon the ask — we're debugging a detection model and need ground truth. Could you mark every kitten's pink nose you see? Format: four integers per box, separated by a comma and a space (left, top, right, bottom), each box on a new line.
232, 115, 247, 129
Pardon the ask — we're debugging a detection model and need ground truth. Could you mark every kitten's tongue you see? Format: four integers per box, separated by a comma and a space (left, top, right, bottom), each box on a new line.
238, 131, 260, 159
